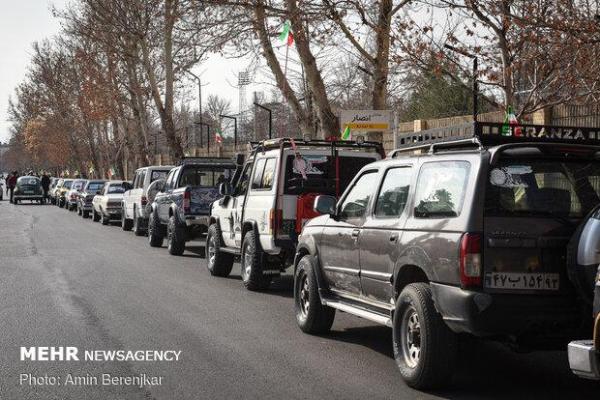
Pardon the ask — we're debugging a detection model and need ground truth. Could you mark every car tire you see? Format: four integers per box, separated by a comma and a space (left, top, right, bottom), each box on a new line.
82, 210, 89, 218
148, 211, 164, 247
121, 207, 133, 231
206, 224, 234, 277
132, 208, 145, 236
101, 211, 109, 225
240, 230, 271, 291
294, 255, 336, 334
167, 215, 186, 255
393, 283, 457, 390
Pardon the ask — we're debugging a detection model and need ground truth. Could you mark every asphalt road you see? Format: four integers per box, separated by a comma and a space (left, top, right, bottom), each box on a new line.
1, 200, 599, 400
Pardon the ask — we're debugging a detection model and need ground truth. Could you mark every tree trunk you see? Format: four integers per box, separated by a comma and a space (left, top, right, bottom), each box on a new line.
372, 0, 393, 110
253, 1, 312, 137
286, 0, 340, 138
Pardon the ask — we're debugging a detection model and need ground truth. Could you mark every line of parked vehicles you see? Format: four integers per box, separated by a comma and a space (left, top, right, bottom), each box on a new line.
19, 126, 600, 389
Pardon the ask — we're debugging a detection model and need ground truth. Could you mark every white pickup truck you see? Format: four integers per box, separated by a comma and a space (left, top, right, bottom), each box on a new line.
207, 138, 384, 290
121, 165, 173, 235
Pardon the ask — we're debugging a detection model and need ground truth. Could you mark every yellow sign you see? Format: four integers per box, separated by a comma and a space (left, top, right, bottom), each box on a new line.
346, 123, 389, 130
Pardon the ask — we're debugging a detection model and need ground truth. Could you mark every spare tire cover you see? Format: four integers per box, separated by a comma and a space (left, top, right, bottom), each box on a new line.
567, 205, 600, 306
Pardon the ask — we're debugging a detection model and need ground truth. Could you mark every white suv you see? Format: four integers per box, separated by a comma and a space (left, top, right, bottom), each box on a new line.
207, 138, 383, 290
121, 165, 173, 235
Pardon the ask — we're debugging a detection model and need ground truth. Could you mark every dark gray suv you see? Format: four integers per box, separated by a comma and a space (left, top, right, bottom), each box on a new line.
293, 122, 600, 389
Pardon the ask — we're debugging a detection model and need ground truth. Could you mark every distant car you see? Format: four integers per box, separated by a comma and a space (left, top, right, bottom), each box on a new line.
47, 177, 58, 203
77, 180, 106, 218
121, 165, 173, 235
56, 179, 73, 207
92, 180, 132, 225
64, 179, 87, 211
13, 176, 45, 204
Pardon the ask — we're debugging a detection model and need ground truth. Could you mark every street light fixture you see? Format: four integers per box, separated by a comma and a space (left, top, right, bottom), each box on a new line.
219, 114, 238, 149
444, 44, 479, 122
253, 102, 273, 139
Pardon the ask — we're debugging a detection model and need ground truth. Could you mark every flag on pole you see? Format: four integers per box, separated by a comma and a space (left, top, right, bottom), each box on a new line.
215, 130, 223, 144
501, 106, 522, 136
279, 20, 294, 46
341, 125, 351, 140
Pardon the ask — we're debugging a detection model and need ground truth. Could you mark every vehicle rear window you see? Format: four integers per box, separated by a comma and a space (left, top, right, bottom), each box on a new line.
107, 184, 126, 194
485, 160, 600, 217
18, 177, 39, 185
284, 155, 376, 195
151, 170, 169, 182
414, 161, 470, 218
87, 182, 104, 192
73, 180, 86, 190
64, 181, 73, 189
179, 166, 234, 188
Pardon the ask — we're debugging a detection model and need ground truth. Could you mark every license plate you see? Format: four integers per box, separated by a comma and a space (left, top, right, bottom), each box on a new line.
485, 272, 560, 290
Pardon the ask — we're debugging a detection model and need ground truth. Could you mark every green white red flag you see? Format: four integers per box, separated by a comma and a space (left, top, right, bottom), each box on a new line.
501, 106, 522, 137
215, 130, 223, 144
279, 20, 294, 46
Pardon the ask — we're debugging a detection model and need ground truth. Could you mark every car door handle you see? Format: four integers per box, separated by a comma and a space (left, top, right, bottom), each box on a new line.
351, 229, 360, 238
389, 234, 398, 242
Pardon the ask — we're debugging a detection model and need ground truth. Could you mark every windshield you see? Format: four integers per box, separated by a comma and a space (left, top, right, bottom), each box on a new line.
107, 184, 126, 194
64, 181, 73, 189
485, 159, 600, 218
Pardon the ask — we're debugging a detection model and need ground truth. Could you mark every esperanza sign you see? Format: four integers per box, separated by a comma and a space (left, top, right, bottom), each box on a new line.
340, 110, 392, 132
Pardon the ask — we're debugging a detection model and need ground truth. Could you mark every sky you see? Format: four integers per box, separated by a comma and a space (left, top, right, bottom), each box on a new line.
0, 1, 252, 144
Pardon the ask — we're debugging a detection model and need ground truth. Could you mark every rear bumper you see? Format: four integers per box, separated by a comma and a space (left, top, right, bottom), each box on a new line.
104, 208, 122, 219
568, 340, 600, 379
185, 215, 210, 227
14, 195, 44, 201
81, 203, 93, 211
430, 282, 583, 340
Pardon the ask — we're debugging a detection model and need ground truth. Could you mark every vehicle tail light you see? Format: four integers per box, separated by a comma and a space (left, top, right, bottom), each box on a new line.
183, 190, 191, 213
460, 233, 482, 288
269, 208, 282, 237
141, 195, 147, 206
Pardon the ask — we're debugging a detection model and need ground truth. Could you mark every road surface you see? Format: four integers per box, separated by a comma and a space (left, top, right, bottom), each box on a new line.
0, 200, 598, 399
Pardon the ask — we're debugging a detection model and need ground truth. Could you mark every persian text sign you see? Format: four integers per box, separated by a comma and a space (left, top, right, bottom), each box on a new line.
340, 110, 392, 132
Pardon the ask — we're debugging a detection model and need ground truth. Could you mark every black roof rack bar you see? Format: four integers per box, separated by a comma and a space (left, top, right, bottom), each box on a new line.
395, 121, 600, 155
178, 156, 233, 166
248, 137, 384, 157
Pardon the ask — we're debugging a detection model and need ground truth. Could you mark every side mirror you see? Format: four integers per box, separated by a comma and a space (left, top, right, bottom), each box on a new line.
219, 183, 232, 196
235, 153, 245, 166
314, 195, 336, 216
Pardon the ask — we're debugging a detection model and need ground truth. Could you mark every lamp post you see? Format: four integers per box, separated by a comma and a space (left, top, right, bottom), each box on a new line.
219, 114, 238, 148
444, 44, 479, 122
184, 70, 203, 127
254, 102, 273, 139
195, 122, 210, 155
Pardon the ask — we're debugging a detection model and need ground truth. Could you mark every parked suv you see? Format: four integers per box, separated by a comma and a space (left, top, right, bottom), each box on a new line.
207, 138, 384, 290
121, 165, 173, 235
77, 180, 106, 218
293, 122, 600, 389
147, 157, 236, 256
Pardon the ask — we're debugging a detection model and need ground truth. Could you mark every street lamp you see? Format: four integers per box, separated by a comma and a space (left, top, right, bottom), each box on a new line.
184, 70, 204, 126
194, 122, 211, 155
254, 102, 273, 139
444, 44, 479, 122
219, 114, 238, 149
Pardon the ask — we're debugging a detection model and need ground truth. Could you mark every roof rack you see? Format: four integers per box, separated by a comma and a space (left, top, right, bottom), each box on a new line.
249, 137, 385, 157
178, 156, 233, 166
391, 121, 600, 158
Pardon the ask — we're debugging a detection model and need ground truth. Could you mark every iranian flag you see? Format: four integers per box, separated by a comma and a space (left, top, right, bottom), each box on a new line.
341, 125, 351, 140
501, 106, 522, 137
279, 20, 294, 46
215, 130, 223, 144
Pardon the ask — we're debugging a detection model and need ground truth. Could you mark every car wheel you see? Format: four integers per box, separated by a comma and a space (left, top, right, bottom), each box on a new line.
240, 230, 271, 291
393, 283, 457, 389
294, 254, 336, 334
121, 207, 133, 231
148, 211, 164, 247
206, 224, 234, 277
82, 210, 89, 218
101, 211, 109, 225
132, 208, 145, 236
167, 215, 186, 255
